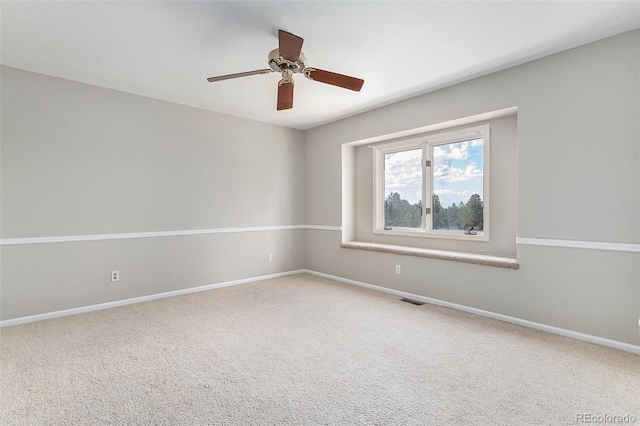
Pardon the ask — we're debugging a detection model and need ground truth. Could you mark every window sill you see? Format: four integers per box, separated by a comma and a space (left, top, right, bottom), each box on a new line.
340, 241, 519, 270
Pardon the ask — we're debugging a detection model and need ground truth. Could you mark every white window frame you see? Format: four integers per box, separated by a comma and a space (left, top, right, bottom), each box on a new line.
373, 123, 490, 241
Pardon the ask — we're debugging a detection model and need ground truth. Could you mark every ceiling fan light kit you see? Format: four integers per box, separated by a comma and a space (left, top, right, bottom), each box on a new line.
207, 30, 364, 111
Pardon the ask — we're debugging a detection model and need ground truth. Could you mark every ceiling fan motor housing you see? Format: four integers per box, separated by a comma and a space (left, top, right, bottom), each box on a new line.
268, 48, 307, 74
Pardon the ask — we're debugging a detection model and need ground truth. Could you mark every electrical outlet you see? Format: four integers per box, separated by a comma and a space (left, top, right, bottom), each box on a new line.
395, 265, 401, 275
268, 254, 273, 262
111, 271, 120, 282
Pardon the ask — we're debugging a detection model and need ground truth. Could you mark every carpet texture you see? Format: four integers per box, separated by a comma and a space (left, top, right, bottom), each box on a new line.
1, 273, 638, 425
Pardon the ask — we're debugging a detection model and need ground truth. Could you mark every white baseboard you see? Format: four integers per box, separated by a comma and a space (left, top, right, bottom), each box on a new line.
4, 268, 639, 355
303, 269, 640, 355
0, 270, 305, 328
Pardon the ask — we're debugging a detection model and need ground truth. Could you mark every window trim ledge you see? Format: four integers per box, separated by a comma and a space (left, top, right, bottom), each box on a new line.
340, 241, 519, 270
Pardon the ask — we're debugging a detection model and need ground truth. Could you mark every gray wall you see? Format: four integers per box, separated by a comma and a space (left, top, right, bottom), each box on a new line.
2, 30, 639, 347
305, 30, 640, 345
1, 66, 305, 319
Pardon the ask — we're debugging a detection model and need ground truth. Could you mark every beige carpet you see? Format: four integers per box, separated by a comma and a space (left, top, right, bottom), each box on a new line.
1, 273, 638, 425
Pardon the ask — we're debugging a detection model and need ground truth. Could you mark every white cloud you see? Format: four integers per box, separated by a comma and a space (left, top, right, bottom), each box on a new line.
384, 150, 422, 203
434, 189, 472, 198
434, 141, 469, 160
434, 162, 483, 183
385, 150, 422, 189
470, 138, 483, 147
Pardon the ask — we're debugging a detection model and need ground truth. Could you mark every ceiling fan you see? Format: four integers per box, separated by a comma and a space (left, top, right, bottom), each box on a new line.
206, 30, 364, 111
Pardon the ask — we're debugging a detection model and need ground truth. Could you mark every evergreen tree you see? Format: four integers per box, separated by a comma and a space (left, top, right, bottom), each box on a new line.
385, 192, 482, 231
384, 192, 422, 228
384, 192, 401, 227
460, 193, 483, 230
447, 202, 460, 230
456, 202, 465, 229
432, 194, 445, 229
410, 200, 422, 227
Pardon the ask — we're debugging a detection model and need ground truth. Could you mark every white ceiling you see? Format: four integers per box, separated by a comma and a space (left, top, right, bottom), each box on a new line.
2, 1, 639, 130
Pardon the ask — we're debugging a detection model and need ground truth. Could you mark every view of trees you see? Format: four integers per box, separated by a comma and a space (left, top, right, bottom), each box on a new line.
384, 192, 422, 228
384, 192, 483, 231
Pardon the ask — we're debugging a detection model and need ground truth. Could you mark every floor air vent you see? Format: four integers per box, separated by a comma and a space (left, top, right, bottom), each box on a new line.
400, 298, 425, 306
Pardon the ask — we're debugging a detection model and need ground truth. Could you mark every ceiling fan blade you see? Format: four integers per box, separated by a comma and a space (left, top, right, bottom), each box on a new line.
278, 30, 303, 62
207, 69, 272, 82
277, 81, 294, 110
304, 68, 364, 92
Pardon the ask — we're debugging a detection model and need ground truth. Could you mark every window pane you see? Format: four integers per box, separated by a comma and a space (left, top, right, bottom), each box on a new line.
384, 149, 422, 229
432, 138, 483, 231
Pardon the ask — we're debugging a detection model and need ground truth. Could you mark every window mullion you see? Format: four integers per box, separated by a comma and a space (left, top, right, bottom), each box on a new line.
376, 149, 384, 230
423, 143, 431, 231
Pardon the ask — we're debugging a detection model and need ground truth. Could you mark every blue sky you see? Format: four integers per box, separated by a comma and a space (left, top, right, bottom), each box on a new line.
384, 138, 483, 206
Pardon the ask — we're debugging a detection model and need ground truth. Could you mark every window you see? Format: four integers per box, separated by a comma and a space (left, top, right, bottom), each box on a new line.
373, 124, 490, 241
